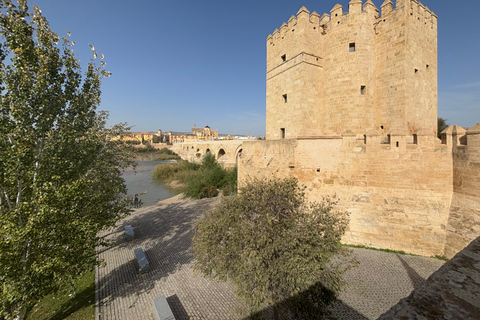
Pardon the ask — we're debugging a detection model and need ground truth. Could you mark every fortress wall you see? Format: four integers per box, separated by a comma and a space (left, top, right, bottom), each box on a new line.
239, 134, 453, 256
238, 140, 296, 183
445, 125, 480, 258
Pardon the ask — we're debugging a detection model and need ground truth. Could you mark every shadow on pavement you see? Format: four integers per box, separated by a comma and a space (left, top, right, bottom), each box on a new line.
240, 281, 368, 320
97, 198, 217, 306
167, 294, 189, 320
396, 254, 425, 290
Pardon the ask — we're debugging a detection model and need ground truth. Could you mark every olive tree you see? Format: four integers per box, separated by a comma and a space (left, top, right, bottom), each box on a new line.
193, 178, 355, 319
0, 1, 134, 318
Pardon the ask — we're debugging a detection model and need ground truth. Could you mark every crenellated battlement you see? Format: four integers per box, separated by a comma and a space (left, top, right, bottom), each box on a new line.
292, 128, 446, 153
267, 0, 436, 50
342, 123, 480, 153
441, 124, 480, 152
407, 0, 437, 18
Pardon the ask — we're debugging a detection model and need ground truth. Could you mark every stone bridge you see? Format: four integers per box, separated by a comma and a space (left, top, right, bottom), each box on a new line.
170, 140, 244, 168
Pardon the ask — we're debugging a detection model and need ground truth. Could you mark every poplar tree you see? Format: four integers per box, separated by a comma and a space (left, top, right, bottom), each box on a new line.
193, 178, 355, 319
0, 1, 134, 318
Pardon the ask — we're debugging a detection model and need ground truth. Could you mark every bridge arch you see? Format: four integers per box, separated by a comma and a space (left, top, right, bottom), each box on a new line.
217, 148, 226, 160
235, 147, 243, 166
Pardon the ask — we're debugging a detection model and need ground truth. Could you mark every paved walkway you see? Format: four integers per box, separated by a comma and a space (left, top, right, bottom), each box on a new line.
96, 196, 445, 320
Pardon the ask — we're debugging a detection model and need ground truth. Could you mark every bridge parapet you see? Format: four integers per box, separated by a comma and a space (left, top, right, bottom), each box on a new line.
170, 140, 244, 168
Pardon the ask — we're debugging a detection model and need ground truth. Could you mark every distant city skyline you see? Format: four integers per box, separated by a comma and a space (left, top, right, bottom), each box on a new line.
30, 0, 480, 136
128, 125, 254, 137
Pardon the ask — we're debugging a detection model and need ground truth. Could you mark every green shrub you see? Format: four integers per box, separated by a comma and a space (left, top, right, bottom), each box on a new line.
152, 153, 236, 199
201, 152, 217, 169
182, 171, 207, 198
221, 167, 237, 196
193, 178, 356, 319
158, 148, 177, 155
155, 153, 180, 160
152, 160, 202, 180
152, 162, 180, 179
135, 142, 155, 153
180, 160, 201, 171
154, 148, 180, 160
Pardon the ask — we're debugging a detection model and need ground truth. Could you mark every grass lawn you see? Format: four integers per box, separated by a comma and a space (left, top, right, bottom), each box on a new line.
26, 270, 95, 320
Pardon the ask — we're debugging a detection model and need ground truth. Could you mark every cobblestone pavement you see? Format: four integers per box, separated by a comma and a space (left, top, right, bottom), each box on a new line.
96, 197, 445, 320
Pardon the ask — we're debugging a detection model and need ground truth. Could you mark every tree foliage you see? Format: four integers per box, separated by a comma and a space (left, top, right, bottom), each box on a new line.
193, 178, 354, 319
183, 153, 237, 198
0, 1, 134, 318
437, 117, 449, 138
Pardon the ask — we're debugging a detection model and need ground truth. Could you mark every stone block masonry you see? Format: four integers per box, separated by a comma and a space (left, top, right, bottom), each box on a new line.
173, 0, 479, 259
266, 0, 437, 139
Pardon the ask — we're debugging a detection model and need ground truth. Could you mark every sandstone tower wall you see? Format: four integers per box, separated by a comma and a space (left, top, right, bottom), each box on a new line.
266, 0, 438, 139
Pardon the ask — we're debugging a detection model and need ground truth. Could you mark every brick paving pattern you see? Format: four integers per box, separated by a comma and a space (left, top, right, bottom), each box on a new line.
97, 197, 445, 320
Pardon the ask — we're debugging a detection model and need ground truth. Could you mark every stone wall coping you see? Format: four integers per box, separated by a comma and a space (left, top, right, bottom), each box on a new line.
297, 135, 343, 140
442, 125, 466, 135
466, 123, 480, 135
365, 129, 381, 137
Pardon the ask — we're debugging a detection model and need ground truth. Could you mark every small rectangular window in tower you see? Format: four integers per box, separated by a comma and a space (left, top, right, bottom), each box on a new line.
349, 43, 356, 52
283, 94, 287, 103
281, 128, 285, 139
281, 54, 286, 62
360, 86, 366, 95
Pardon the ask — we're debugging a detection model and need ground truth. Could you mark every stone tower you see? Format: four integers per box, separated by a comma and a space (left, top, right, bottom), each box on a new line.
266, 0, 437, 139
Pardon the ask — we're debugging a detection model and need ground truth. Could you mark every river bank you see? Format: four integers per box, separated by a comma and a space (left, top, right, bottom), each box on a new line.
122, 155, 176, 206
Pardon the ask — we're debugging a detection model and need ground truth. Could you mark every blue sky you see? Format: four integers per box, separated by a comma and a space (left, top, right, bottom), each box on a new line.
30, 0, 480, 136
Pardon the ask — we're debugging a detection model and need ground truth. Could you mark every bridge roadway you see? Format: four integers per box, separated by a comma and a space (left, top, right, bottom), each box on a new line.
170, 140, 244, 168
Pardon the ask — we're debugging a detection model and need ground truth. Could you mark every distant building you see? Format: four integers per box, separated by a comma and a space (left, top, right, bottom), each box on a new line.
119, 129, 173, 145
191, 124, 219, 140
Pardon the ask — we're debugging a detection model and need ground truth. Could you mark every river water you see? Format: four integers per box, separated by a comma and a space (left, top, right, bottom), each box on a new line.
122, 155, 176, 206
